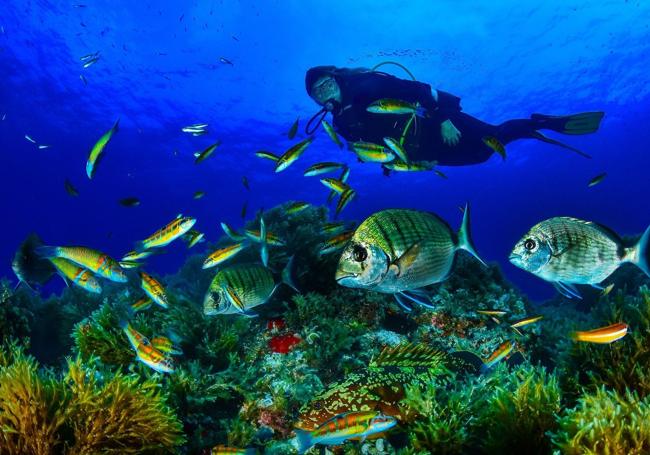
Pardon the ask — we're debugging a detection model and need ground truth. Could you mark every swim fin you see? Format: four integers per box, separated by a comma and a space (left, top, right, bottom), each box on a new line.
530, 111, 604, 135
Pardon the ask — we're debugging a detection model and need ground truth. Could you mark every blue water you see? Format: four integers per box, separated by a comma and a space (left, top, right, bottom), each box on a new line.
1, 0, 649, 301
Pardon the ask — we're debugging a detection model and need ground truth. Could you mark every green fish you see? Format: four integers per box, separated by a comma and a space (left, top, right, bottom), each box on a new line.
275, 137, 315, 172
335, 206, 485, 311
255, 150, 279, 162
383, 137, 409, 164
64, 179, 79, 197
49, 257, 102, 294
349, 141, 394, 163
286, 201, 310, 214
383, 160, 436, 172
321, 119, 343, 148
194, 140, 220, 164
366, 98, 426, 117
304, 162, 345, 177
328, 167, 350, 204
193, 191, 205, 199
588, 173, 607, 187
203, 262, 296, 317
335, 188, 355, 217
183, 229, 205, 248
86, 119, 119, 179
510, 217, 650, 299
320, 177, 350, 194
287, 117, 299, 139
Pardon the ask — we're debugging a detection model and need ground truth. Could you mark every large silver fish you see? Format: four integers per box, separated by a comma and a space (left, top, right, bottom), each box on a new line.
510, 217, 650, 299
335, 206, 485, 311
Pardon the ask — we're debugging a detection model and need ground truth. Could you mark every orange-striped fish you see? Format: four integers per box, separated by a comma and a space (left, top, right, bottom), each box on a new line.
571, 322, 628, 344
140, 271, 169, 308
481, 340, 514, 372
134, 342, 175, 373
151, 336, 182, 355
294, 411, 397, 454
121, 321, 151, 350
131, 296, 153, 312
136, 215, 197, 250
319, 230, 354, 256
49, 257, 102, 293
37, 245, 126, 283
202, 243, 248, 269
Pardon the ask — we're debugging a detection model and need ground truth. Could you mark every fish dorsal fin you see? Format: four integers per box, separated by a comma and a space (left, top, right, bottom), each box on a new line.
369, 343, 446, 369
389, 242, 422, 277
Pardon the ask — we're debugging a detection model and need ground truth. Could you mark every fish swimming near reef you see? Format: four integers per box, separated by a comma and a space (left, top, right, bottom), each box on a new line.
48, 257, 102, 294
509, 217, 650, 299
203, 242, 248, 269
335, 206, 485, 311
12, 234, 56, 290
275, 136, 315, 172
36, 245, 127, 283
571, 322, 628, 344
86, 119, 119, 179
140, 271, 169, 308
286, 201, 311, 214
203, 261, 297, 318
297, 344, 453, 431
183, 229, 205, 248
136, 215, 197, 250
209, 445, 256, 455
294, 411, 397, 454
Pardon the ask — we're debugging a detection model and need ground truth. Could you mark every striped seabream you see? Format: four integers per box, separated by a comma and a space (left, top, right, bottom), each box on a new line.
510, 217, 650, 299
203, 263, 277, 317
335, 206, 484, 300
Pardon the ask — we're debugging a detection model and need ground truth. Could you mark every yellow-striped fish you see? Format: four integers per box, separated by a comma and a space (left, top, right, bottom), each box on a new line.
477, 310, 508, 316
244, 230, 284, 246
328, 167, 350, 204
321, 222, 347, 235
383, 137, 409, 164
255, 150, 279, 162
118, 260, 141, 269
571, 322, 628, 344
275, 137, 315, 172
49, 257, 102, 293
510, 315, 544, 328
183, 230, 205, 248
194, 141, 220, 164
601, 283, 615, 297
151, 336, 183, 355
482, 136, 506, 160
209, 445, 255, 455
482, 340, 514, 372
320, 178, 350, 194
134, 342, 175, 373
131, 297, 153, 312
335, 188, 355, 217
384, 160, 435, 172
37, 245, 126, 283
321, 119, 343, 148
140, 271, 169, 308
349, 141, 393, 163
122, 250, 155, 262
366, 98, 426, 117
286, 201, 311, 214
295, 411, 397, 454
137, 216, 197, 250
203, 243, 248, 269
304, 162, 345, 177
121, 321, 151, 350
86, 119, 119, 179
287, 117, 299, 139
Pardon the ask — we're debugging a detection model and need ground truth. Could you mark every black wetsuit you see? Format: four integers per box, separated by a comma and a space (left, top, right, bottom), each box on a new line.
305, 66, 604, 166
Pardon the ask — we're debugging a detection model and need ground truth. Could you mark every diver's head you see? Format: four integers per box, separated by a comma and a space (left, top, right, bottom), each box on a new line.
310, 75, 341, 107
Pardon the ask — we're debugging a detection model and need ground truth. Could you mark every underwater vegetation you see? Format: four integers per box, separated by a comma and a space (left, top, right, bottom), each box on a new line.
1, 203, 650, 454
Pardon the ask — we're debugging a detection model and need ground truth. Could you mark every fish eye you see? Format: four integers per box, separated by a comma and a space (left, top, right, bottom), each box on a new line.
352, 244, 368, 262
524, 239, 537, 251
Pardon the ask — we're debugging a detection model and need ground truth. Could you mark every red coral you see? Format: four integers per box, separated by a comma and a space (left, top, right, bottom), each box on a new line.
268, 333, 301, 354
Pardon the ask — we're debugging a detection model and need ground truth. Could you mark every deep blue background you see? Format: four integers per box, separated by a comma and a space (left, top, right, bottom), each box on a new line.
1, 0, 649, 301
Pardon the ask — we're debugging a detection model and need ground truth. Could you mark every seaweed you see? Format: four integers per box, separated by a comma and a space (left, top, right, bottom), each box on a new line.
552, 386, 650, 454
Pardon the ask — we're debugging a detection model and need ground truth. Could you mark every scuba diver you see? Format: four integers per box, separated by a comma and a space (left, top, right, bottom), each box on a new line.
305, 64, 604, 167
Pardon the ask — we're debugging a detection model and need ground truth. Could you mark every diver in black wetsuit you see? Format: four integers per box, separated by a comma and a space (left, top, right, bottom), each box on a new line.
305, 65, 604, 166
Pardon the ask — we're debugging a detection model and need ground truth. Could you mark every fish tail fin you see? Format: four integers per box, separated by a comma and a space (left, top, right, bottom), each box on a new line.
112, 118, 120, 133
134, 241, 147, 253
281, 256, 300, 293
625, 225, 650, 277
294, 429, 313, 455
35, 245, 59, 258
456, 203, 486, 266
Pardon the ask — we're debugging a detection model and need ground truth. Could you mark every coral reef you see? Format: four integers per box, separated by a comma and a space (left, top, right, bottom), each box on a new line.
3, 202, 650, 453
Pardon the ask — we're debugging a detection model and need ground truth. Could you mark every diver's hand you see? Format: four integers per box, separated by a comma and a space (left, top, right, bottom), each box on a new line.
441, 119, 461, 146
